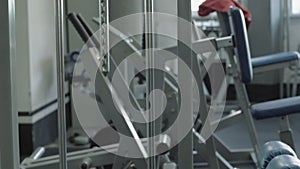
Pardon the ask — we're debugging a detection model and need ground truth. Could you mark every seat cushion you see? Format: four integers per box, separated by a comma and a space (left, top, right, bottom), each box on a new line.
252, 51, 300, 68
251, 96, 300, 120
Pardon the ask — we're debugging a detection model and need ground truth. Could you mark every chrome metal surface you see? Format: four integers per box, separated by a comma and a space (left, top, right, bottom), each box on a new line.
0, 0, 19, 168
21, 139, 150, 169
55, 0, 68, 168
30, 147, 46, 160
177, 0, 194, 168
145, 0, 156, 168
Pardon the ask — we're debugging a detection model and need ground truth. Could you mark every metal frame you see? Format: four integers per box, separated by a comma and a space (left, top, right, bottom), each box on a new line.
0, 0, 262, 168
22, 44, 150, 168
229, 62, 260, 159
98, 19, 238, 168
0, 0, 20, 169
22, 15, 245, 168
291, 64, 299, 97
177, 0, 194, 168
21, 138, 177, 169
21, 139, 148, 169
279, 116, 295, 149
21, 25, 242, 169
24, 4, 276, 169
55, 0, 68, 168
192, 51, 221, 169
86, 47, 149, 168
144, 0, 163, 168
60, 8, 151, 168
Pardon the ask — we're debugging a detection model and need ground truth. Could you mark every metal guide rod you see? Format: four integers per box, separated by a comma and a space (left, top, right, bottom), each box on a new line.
145, 0, 155, 168
55, 0, 68, 168
280, 0, 291, 52
284, 0, 291, 52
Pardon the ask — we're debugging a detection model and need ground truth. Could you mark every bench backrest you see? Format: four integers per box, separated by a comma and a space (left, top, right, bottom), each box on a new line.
218, 7, 253, 83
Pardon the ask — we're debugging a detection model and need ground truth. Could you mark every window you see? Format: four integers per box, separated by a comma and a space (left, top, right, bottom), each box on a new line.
191, 0, 205, 12
292, 0, 300, 15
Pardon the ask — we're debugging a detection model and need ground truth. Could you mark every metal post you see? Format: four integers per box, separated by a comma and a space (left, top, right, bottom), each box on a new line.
285, 0, 291, 52
281, 0, 291, 52
193, 59, 220, 168
177, 0, 193, 168
55, 0, 68, 168
145, 0, 156, 168
279, 116, 295, 149
0, 0, 20, 169
292, 65, 299, 96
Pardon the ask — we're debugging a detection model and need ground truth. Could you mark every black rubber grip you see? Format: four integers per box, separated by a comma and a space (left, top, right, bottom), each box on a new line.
76, 13, 101, 47
67, 12, 95, 48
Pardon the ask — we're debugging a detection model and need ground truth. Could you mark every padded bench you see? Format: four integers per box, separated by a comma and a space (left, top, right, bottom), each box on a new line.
252, 51, 300, 68
251, 96, 300, 120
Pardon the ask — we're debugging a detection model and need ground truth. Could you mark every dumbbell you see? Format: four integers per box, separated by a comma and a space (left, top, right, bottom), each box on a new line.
266, 155, 300, 169
258, 141, 299, 169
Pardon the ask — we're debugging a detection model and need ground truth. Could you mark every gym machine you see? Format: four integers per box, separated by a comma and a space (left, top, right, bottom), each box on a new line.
21, 0, 231, 168
20, 0, 300, 168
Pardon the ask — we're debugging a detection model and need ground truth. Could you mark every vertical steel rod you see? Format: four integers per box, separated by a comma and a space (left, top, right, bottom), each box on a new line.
286, 0, 291, 51
0, 0, 20, 168
145, 0, 155, 168
55, 0, 68, 168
